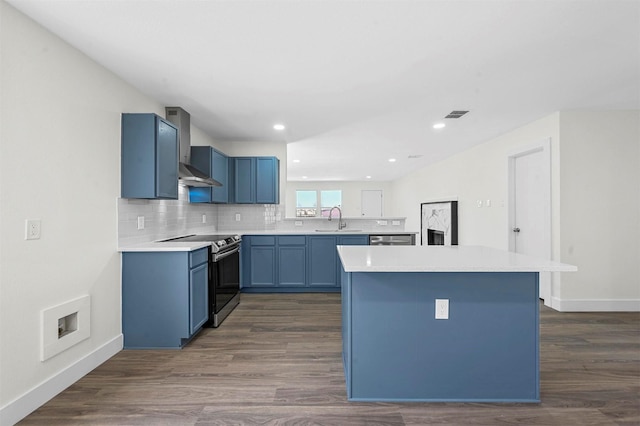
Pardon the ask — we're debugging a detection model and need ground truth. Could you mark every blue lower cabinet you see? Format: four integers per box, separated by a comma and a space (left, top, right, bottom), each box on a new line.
338, 235, 369, 246
241, 234, 368, 292
122, 248, 208, 348
307, 236, 338, 287
243, 235, 277, 288
278, 236, 306, 287
189, 262, 209, 334
250, 246, 277, 286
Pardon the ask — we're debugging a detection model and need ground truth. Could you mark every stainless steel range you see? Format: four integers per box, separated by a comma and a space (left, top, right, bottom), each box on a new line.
163, 234, 241, 327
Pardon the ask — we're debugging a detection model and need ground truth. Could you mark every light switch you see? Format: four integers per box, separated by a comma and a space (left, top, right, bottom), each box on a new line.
477, 200, 483, 208
486, 199, 492, 207
137, 216, 145, 230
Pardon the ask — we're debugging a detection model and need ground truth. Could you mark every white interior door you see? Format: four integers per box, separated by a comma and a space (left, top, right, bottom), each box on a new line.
508, 140, 552, 305
361, 190, 383, 217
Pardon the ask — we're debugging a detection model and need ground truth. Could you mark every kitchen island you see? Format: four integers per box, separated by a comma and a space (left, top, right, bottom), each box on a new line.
337, 245, 576, 402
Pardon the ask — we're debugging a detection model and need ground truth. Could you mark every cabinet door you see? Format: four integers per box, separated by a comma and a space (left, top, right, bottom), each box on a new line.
189, 147, 229, 203
278, 245, 306, 287
307, 236, 338, 287
233, 157, 255, 203
121, 114, 178, 200
337, 235, 369, 287
189, 262, 209, 334
256, 157, 279, 204
338, 235, 369, 246
155, 118, 179, 198
249, 246, 276, 286
212, 149, 229, 203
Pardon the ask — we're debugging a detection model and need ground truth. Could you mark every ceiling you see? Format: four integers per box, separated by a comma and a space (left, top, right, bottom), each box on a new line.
8, 0, 640, 181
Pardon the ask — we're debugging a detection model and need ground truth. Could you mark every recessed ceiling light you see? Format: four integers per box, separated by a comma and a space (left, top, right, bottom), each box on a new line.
365, 175, 372, 179
273, 123, 286, 131
388, 158, 396, 163
293, 159, 300, 163
302, 176, 308, 179
433, 123, 446, 129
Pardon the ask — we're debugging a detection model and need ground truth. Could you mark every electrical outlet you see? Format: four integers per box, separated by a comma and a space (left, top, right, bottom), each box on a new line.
137, 216, 145, 230
235, 213, 241, 221
25, 219, 41, 240
202, 214, 207, 224
435, 299, 449, 320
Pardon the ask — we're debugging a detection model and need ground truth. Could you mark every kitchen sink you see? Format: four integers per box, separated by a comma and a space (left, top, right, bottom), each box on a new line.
315, 229, 363, 232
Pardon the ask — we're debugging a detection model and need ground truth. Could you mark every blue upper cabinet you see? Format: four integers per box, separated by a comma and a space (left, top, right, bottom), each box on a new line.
230, 156, 279, 204
121, 113, 178, 199
256, 157, 279, 204
232, 157, 256, 203
189, 146, 229, 203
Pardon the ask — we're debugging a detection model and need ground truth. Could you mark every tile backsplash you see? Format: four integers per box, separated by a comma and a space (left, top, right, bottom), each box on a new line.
118, 186, 219, 245
118, 187, 407, 246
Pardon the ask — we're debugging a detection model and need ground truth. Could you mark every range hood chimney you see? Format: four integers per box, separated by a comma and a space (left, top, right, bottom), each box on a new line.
165, 106, 222, 187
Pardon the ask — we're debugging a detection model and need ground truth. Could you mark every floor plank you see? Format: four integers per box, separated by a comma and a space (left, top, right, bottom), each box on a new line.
18, 293, 640, 425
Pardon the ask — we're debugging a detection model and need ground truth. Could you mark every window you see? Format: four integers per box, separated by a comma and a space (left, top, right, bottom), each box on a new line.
320, 190, 342, 217
296, 190, 317, 217
296, 190, 342, 217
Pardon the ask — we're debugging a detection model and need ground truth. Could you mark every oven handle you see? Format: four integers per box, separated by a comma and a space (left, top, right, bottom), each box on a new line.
212, 245, 240, 262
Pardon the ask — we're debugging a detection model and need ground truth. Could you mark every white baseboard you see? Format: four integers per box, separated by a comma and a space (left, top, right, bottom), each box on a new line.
550, 297, 640, 312
0, 334, 122, 426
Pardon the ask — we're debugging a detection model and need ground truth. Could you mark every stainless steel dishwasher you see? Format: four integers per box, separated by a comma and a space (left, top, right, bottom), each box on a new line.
368, 234, 415, 246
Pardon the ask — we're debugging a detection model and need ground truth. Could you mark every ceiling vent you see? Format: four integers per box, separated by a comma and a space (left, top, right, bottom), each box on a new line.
408, 155, 423, 159
445, 110, 469, 119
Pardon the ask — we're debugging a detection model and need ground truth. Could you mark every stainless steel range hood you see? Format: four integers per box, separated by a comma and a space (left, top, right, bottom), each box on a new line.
165, 106, 222, 187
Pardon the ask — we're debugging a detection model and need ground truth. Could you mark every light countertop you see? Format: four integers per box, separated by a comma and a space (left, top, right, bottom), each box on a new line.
119, 241, 213, 252
239, 230, 418, 235
119, 230, 419, 252
337, 245, 577, 273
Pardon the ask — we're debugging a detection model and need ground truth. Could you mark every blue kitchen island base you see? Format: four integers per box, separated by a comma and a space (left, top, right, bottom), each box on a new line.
341, 270, 540, 402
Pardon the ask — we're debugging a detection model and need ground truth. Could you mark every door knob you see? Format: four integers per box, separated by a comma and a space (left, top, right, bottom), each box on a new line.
513, 227, 521, 233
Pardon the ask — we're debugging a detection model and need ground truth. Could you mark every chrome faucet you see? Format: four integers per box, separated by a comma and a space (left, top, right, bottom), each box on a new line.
328, 206, 346, 230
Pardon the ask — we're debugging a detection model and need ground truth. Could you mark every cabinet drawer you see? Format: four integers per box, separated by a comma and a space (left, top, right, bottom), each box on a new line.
278, 235, 306, 245
250, 236, 276, 246
189, 248, 208, 268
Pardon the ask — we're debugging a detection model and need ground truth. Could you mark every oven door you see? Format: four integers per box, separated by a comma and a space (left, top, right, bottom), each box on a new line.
210, 246, 240, 319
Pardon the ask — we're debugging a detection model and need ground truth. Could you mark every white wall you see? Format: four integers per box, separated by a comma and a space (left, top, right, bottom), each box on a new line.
389, 110, 639, 311
389, 113, 561, 250
285, 181, 394, 219
557, 111, 640, 307
0, 3, 210, 423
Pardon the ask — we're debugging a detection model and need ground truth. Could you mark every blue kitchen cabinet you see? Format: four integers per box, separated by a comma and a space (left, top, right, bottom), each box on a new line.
244, 235, 277, 287
232, 157, 255, 203
122, 247, 208, 348
307, 236, 338, 287
256, 157, 279, 203
338, 235, 369, 246
121, 113, 178, 199
242, 234, 367, 291
189, 146, 229, 203
278, 236, 306, 287
229, 156, 279, 204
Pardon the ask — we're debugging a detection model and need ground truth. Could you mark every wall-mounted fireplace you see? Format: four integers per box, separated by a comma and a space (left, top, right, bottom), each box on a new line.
427, 229, 445, 245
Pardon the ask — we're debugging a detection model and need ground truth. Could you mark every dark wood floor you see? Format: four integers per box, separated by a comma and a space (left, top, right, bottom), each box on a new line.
19, 293, 640, 425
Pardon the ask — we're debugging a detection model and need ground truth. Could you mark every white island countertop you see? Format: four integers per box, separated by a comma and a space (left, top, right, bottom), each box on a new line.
337, 245, 577, 273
